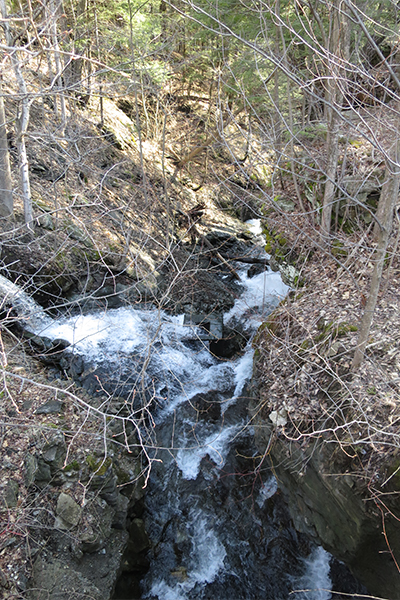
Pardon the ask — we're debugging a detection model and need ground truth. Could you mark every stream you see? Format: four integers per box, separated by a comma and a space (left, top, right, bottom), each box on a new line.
31, 222, 339, 599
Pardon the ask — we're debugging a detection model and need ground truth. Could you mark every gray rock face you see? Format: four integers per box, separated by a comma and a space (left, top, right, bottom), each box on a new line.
28, 558, 103, 600
251, 406, 400, 599
35, 400, 65, 414
3, 479, 19, 508
24, 431, 67, 488
26, 428, 146, 600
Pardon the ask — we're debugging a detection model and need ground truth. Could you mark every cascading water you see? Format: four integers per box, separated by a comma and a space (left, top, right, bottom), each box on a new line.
31, 223, 338, 600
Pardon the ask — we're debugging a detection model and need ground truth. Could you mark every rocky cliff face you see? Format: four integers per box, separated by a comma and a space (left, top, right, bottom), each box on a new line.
23, 427, 149, 600
250, 390, 400, 598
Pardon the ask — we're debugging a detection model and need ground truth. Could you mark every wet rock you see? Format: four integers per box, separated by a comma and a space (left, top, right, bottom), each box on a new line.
65, 354, 85, 378
248, 263, 266, 278
22, 332, 70, 365
129, 518, 151, 553
185, 390, 222, 421
210, 325, 248, 358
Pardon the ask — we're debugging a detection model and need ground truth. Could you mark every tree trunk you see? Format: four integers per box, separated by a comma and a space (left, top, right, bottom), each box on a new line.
352, 142, 400, 370
320, 0, 348, 244
0, 0, 33, 230
321, 117, 340, 240
0, 80, 13, 218
47, 0, 66, 129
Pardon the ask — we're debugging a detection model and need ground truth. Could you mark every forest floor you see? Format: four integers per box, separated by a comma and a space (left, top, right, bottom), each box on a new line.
255, 204, 400, 488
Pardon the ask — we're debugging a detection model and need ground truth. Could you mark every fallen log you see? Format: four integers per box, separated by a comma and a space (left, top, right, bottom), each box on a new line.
0, 274, 70, 367
219, 255, 269, 266
199, 236, 241, 281
0, 273, 52, 331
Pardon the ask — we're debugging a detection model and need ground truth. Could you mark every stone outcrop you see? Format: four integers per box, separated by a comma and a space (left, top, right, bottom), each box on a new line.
251, 404, 400, 598
24, 429, 149, 600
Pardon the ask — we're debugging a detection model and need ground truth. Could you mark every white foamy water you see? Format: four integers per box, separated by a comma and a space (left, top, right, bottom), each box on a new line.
246, 218, 263, 236
36, 308, 190, 363
257, 475, 279, 508
222, 218, 289, 329
224, 269, 288, 329
176, 424, 240, 479
149, 511, 227, 600
293, 546, 332, 600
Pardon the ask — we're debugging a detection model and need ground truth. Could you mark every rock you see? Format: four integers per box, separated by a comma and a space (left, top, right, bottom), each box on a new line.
248, 263, 266, 278
77, 496, 114, 553
269, 256, 280, 272
279, 263, 301, 287
28, 487, 130, 599
0, 273, 50, 331
112, 492, 129, 530
24, 454, 38, 487
55, 493, 82, 529
129, 518, 151, 553
183, 313, 223, 341
35, 400, 65, 414
24, 334, 70, 366
25, 432, 67, 487
28, 558, 103, 600
269, 408, 288, 427
328, 341, 345, 357
64, 222, 93, 247
0, 566, 10, 588
184, 390, 222, 422
36, 212, 54, 230
35, 460, 52, 485
209, 324, 248, 358
273, 196, 296, 212
3, 480, 19, 508
252, 408, 400, 599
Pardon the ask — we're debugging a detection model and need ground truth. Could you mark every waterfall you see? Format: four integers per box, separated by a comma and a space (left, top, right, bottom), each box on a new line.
30, 224, 338, 600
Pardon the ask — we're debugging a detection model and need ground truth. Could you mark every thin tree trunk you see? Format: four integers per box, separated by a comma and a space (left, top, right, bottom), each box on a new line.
321, 0, 342, 243
0, 80, 13, 217
0, 0, 33, 230
48, 0, 66, 130
321, 117, 340, 239
277, 0, 305, 213
352, 141, 400, 370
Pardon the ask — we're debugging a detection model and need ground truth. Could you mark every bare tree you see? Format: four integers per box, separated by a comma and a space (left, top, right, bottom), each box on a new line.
352, 130, 400, 370
0, 78, 13, 217
0, 0, 33, 229
320, 0, 348, 243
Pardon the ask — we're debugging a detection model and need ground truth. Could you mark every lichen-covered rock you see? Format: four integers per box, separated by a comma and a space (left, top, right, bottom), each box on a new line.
55, 492, 82, 530
28, 558, 103, 600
